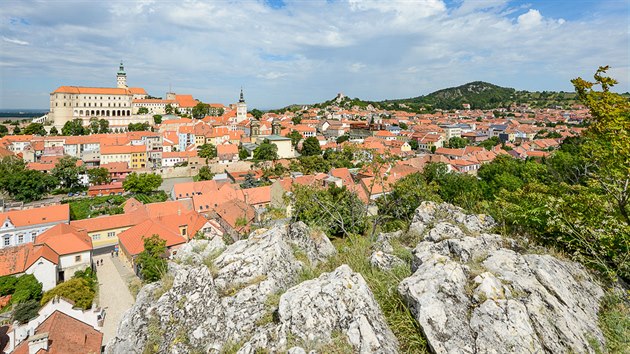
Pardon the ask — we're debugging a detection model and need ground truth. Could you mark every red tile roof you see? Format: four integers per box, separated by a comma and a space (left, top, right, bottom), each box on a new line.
0, 243, 58, 277
35, 224, 93, 255
0, 204, 69, 228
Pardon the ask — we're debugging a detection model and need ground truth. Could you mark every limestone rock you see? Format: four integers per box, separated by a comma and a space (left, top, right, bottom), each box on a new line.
399, 203, 606, 354
369, 250, 405, 271
287, 221, 336, 266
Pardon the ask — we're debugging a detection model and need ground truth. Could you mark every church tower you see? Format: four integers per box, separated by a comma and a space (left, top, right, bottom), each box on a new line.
117, 61, 127, 88
272, 118, 281, 136
236, 88, 247, 123
250, 118, 260, 138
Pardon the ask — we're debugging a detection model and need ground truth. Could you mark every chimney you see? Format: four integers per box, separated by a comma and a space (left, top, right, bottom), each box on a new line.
28, 333, 49, 354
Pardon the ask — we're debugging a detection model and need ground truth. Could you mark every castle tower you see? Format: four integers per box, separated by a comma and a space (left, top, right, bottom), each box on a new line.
117, 61, 127, 88
272, 118, 281, 136
236, 88, 247, 123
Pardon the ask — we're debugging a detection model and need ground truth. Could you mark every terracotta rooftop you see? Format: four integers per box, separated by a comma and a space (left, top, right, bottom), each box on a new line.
0, 204, 69, 228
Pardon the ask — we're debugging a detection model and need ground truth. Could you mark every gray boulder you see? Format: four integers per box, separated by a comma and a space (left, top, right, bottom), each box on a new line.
399, 203, 605, 354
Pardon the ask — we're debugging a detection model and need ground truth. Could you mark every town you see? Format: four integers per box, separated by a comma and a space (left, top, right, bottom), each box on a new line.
2, 57, 623, 354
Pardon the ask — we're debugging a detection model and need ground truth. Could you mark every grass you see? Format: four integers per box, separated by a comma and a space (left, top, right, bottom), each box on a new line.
153, 274, 174, 301
128, 277, 143, 299
597, 290, 630, 354
218, 275, 268, 298
66, 191, 168, 220
143, 314, 163, 354
297, 234, 428, 353
203, 249, 224, 278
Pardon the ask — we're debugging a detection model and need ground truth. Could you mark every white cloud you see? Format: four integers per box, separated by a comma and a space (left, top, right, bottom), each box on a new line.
349, 62, 366, 73
518, 9, 543, 28
2, 36, 29, 45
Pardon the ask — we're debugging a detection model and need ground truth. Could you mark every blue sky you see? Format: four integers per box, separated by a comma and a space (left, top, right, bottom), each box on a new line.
1, 0, 628, 109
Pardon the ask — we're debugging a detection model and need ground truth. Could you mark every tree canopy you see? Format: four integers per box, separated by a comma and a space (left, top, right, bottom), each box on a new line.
253, 139, 278, 161
51, 156, 86, 190
61, 119, 88, 136
301, 137, 322, 156
123, 172, 163, 194
136, 234, 168, 282
23, 123, 46, 136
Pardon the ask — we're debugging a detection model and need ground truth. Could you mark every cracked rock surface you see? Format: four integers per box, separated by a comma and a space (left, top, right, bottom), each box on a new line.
398, 201, 605, 354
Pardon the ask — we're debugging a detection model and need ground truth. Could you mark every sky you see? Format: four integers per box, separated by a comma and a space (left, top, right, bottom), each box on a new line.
1, 0, 628, 110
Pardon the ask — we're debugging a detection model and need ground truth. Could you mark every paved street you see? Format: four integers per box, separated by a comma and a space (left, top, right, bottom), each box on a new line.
95, 254, 136, 346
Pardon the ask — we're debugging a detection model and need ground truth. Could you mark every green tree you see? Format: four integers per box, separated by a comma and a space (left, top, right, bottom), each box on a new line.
13, 126, 21, 135
239, 145, 250, 160
195, 166, 215, 181
398, 122, 408, 130
23, 123, 46, 136
408, 139, 419, 150
253, 139, 278, 161
448, 137, 468, 148
291, 116, 302, 125
479, 136, 500, 150
123, 172, 163, 194
51, 156, 86, 190
286, 130, 303, 148
301, 137, 321, 156
136, 234, 168, 282
240, 172, 261, 189
297, 155, 331, 174
61, 119, 87, 136
49, 126, 58, 135
87, 167, 111, 185
165, 104, 174, 115
153, 115, 163, 125
41, 277, 94, 309
128, 122, 150, 132
137, 107, 149, 114
198, 143, 217, 163
0, 275, 18, 296
89, 118, 100, 134
98, 119, 109, 133
12, 300, 40, 324
192, 102, 209, 119
250, 109, 263, 119
0, 124, 8, 136
2, 169, 56, 202
11, 274, 42, 304
336, 134, 350, 144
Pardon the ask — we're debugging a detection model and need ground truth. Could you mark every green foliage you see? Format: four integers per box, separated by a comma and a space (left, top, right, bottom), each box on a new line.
23, 123, 46, 136
398, 122, 408, 130
12, 300, 40, 324
123, 172, 163, 194
0, 276, 18, 296
291, 116, 302, 125
238, 145, 250, 160
0, 124, 8, 136
192, 102, 209, 119
286, 130, 303, 148
153, 115, 162, 125
137, 234, 168, 282
597, 290, 630, 354
447, 137, 468, 148
61, 119, 88, 136
292, 184, 367, 237
301, 136, 322, 156
138, 107, 149, 114
165, 104, 174, 115
41, 277, 95, 310
408, 139, 419, 150
49, 126, 58, 135
336, 134, 350, 144
11, 274, 43, 304
128, 122, 150, 132
478, 136, 500, 150
87, 167, 111, 185
0, 157, 56, 202
194, 166, 215, 181
198, 143, 217, 162
253, 139, 278, 161
249, 109, 263, 119
52, 156, 86, 190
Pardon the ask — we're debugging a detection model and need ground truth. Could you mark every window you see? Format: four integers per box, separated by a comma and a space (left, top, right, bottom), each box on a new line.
93, 234, 101, 240
107, 231, 115, 238
75, 255, 81, 262
18, 234, 24, 244
3, 236, 9, 246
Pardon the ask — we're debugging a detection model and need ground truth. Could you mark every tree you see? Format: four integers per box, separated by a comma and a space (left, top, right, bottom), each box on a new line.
398, 122, 408, 130
250, 109, 263, 119
51, 156, 86, 190
98, 119, 109, 133
61, 119, 87, 136
198, 143, 217, 163
136, 234, 167, 282
0, 124, 8, 136
23, 123, 46, 136
448, 137, 468, 148
89, 118, 100, 134
292, 116, 302, 125
11, 274, 42, 304
301, 137, 321, 156
239, 145, 250, 160
128, 122, 150, 132
87, 167, 111, 185
40, 277, 94, 310
286, 130, 303, 148
165, 104, 174, 115
49, 126, 58, 135
0, 275, 18, 296
336, 134, 350, 144
192, 102, 209, 119
479, 136, 500, 150
253, 139, 278, 161
13, 126, 21, 135
240, 172, 260, 189
153, 115, 163, 125
408, 139, 419, 150
195, 166, 215, 181
12, 300, 40, 324
123, 172, 163, 194
137, 107, 149, 114
2, 169, 56, 202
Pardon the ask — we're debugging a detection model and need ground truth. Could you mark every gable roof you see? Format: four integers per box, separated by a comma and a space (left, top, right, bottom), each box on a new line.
0, 204, 69, 228
0, 243, 58, 277
35, 224, 92, 255
12, 310, 103, 354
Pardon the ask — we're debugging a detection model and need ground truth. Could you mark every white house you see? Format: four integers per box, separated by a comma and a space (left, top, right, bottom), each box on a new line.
0, 204, 70, 250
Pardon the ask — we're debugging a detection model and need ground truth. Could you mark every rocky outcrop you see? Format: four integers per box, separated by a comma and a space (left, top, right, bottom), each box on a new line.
107, 223, 396, 353
398, 201, 606, 354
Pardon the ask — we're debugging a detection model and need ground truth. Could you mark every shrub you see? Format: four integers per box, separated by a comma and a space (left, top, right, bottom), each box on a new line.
41, 277, 95, 310
11, 275, 42, 304
12, 300, 40, 324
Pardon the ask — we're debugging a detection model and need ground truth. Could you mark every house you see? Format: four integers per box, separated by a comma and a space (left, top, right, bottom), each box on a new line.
10, 310, 103, 354
35, 224, 93, 282
87, 182, 125, 196
217, 144, 239, 164
0, 243, 59, 290
0, 204, 70, 250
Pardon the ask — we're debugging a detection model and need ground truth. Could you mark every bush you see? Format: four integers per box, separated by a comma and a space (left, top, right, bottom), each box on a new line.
12, 300, 40, 324
11, 275, 42, 304
0, 275, 18, 296
41, 277, 95, 310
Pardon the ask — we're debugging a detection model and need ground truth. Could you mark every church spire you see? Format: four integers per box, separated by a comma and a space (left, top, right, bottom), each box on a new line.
239, 87, 245, 103
118, 60, 126, 76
